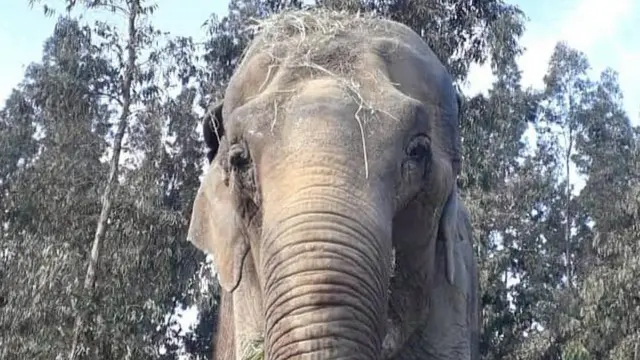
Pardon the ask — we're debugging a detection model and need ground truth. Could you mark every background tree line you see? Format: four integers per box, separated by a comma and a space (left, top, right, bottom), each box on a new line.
1, 0, 638, 359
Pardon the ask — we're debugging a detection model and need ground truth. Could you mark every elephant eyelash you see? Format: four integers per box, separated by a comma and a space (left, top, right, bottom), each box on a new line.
406, 134, 431, 162
225, 141, 260, 216
400, 134, 432, 184
229, 142, 251, 168
407, 142, 430, 160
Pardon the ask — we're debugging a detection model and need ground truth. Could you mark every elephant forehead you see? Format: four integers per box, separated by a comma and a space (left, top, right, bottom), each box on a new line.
221, 10, 453, 116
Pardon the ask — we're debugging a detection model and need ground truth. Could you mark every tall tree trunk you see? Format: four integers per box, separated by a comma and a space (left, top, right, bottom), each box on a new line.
67, 3, 138, 359
564, 91, 575, 291
565, 128, 572, 289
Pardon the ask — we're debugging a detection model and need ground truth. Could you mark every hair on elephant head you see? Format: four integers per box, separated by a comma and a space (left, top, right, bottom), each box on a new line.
188, 8, 480, 360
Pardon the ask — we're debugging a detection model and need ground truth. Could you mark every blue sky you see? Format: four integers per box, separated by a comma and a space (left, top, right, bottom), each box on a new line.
1, 0, 638, 126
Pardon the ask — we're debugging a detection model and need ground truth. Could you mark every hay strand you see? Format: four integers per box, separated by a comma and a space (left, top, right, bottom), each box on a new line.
241, 336, 265, 360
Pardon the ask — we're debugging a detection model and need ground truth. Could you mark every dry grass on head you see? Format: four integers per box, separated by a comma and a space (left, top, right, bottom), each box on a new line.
244, 8, 383, 63
240, 8, 400, 178
241, 336, 265, 360
242, 7, 390, 84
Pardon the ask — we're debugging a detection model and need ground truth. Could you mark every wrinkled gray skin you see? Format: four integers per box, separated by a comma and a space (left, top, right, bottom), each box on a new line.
188, 11, 480, 360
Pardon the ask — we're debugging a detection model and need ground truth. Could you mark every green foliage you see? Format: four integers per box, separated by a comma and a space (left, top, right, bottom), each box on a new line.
1, 3, 208, 359
562, 340, 591, 360
1, 17, 110, 358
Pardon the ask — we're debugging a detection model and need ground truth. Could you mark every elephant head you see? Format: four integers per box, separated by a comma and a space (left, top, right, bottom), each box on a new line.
188, 9, 478, 360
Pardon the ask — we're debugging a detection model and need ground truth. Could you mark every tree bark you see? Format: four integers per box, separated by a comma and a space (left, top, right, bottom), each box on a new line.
564, 92, 575, 290
67, 3, 138, 359
565, 128, 572, 289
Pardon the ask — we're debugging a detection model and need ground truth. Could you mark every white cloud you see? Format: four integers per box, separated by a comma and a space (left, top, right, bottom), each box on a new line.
463, 61, 494, 95
466, 0, 639, 127
560, 0, 633, 50
519, 0, 634, 90
615, 47, 640, 121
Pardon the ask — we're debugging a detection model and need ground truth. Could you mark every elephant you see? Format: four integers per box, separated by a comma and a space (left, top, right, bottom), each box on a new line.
187, 8, 480, 360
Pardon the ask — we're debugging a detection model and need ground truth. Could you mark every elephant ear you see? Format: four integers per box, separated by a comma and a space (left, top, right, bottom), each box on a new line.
438, 188, 461, 285
438, 88, 466, 283
188, 102, 249, 293
202, 101, 225, 163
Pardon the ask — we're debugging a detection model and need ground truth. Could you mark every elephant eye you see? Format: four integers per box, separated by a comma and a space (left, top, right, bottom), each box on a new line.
406, 134, 431, 161
229, 142, 250, 168
402, 134, 431, 182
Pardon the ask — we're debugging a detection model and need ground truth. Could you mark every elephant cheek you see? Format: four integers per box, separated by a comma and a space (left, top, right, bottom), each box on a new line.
259, 195, 392, 360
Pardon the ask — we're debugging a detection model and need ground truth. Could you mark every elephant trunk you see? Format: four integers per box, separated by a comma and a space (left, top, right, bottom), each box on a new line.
260, 176, 392, 360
